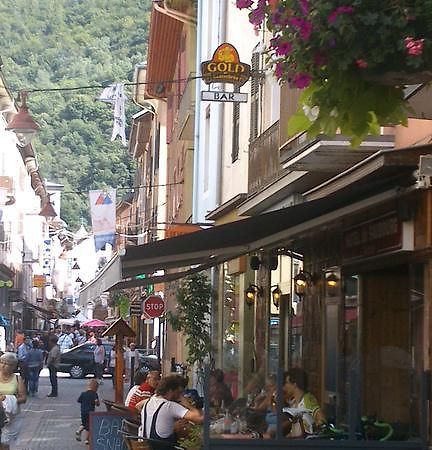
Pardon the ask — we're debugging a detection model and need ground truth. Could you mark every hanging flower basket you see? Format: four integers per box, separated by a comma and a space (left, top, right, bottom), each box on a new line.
237, 0, 432, 146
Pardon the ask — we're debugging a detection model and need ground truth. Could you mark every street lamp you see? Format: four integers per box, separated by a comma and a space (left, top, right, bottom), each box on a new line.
5, 91, 40, 147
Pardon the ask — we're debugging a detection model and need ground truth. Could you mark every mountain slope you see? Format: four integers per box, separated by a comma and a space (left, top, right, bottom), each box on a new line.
0, 0, 151, 229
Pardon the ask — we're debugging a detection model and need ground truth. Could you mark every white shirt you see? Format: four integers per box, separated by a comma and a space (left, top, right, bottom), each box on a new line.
125, 348, 140, 370
140, 395, 188, 439
125, 385, 139, 407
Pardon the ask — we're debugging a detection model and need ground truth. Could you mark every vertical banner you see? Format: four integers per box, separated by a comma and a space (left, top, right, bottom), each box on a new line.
89, 189, 116, 252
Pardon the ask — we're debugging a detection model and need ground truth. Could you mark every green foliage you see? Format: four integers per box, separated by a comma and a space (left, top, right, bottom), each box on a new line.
167, 273, 212, 366
112, 291, 130, 319
288, 72, 409, 147
0, 0, 151, 230
240, 0, 432, 145
177, 424, 203, 450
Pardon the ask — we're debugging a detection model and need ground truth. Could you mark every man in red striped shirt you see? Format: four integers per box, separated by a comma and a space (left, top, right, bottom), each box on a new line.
128, 370, 161, 412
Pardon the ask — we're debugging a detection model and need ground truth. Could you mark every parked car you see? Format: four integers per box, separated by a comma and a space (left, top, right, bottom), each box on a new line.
135, 348, 161, 371
59, 342, 113, 379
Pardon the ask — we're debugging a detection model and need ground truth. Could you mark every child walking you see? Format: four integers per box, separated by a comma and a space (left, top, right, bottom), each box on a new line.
76, 379, 100, 445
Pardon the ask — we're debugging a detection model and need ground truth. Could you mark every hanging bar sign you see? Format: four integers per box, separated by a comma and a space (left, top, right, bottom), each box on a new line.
201, 91, 248, 103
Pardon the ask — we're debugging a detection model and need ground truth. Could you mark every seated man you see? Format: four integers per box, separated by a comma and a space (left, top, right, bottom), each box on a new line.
282, 368, 326, 438
131, 370, 161, 412
140, 374, 203, 447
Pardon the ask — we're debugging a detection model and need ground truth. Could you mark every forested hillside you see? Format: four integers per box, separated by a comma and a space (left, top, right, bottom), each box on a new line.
0, 0, 151, 229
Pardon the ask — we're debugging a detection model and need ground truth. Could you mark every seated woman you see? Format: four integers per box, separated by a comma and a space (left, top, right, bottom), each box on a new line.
209, 369, 233, 411
0, 352, 27, 449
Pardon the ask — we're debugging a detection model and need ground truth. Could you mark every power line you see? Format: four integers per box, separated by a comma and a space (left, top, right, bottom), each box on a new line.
22, 75, 204, 95
61, 180, 184, 195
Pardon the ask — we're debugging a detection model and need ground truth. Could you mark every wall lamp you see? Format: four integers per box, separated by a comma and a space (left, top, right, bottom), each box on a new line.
293, 270, 314, 300
271, 285, 282, 308
326, 272, 339, 288
245, 283, 263, 308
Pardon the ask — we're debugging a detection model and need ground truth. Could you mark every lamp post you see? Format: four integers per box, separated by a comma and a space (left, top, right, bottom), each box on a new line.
5, 91, 40, 147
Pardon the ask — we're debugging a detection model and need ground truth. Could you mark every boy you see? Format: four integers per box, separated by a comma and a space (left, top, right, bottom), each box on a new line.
76, 379, 100, 445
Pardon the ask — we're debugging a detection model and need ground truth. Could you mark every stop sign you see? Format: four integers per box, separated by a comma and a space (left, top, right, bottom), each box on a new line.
142, 295, 165, 319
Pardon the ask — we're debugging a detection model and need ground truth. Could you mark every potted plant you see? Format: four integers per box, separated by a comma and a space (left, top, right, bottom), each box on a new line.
237, 0, 432, 146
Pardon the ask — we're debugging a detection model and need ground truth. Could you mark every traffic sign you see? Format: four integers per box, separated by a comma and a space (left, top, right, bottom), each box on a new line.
201, 90, 248, 103
142, 295, 165, 319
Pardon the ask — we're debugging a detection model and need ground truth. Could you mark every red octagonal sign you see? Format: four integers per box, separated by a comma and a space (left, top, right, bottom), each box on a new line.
142, 295, 165, 319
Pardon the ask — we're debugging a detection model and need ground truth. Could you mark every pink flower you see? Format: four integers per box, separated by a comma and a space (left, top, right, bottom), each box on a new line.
236, 0, 253, 8
328, 6, 355, 24
405, 37, 424, 56
292, 73, 312, 89
249, 0, 266, 25
290, 17, 313, 40
274, 62, 284, 80
267, 0, 279, 11
275, 41, 293, 56
355, 59, 368, 68
313, 52, 328, 67
299, 0, 309, 15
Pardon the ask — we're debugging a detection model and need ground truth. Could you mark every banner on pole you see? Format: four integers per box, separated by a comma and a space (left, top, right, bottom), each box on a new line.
89, 189, 116, 252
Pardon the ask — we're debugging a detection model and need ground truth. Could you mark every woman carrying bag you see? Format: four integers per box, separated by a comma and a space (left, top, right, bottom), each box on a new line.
0, 352, 26, 449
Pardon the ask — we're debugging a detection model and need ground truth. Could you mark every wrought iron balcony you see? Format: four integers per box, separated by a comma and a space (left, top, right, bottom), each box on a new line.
248, 121, 281, 194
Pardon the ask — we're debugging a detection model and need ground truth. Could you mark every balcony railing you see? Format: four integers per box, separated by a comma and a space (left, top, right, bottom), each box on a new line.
177, 75, 196, 141
248, 121, 281, 194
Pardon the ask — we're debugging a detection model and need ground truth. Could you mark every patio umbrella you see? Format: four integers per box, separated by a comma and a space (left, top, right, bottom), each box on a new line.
81, 319, 107, 328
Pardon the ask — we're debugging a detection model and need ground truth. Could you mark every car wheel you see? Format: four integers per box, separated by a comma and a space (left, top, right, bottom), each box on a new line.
70, 365, 85, 379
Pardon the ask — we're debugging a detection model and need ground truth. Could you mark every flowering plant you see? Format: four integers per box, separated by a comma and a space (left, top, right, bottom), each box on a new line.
237, 0, 432, 146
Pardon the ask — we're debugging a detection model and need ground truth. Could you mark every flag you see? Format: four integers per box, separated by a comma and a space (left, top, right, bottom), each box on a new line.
98, 83, 127, 147
89, 189, 116, 252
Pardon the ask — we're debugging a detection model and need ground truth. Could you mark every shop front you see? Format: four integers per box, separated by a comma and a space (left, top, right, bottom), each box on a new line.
79, 145, 430, 448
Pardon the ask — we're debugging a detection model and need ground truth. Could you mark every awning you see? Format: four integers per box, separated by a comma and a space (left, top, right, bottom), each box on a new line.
79, 144, 426, 303
80, 190, 399, 303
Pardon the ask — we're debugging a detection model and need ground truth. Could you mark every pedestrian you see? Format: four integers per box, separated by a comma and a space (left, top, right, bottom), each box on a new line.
17, 337, 30, 394
87, 331, 97, 344
108, 347, 116, 387
26, 340, 44, 397
76, 329, 86, 345
76, 379, 100, 445
124, 342, 140, 386
93, 338, 105, 384
46, 336, 61, 398
0, 352, 27, 449
139, 374, 203, 446
57, 330, 74, 353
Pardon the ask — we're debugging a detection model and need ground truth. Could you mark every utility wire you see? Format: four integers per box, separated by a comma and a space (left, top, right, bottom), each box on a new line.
60, 180, 184, 195
22, 75, 204, 94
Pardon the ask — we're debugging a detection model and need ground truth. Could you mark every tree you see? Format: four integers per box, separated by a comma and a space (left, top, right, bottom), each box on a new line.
167, 273, 213, 366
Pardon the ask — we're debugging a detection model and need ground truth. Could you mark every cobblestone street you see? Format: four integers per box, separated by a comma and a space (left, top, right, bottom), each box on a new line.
13, 370, 119, 450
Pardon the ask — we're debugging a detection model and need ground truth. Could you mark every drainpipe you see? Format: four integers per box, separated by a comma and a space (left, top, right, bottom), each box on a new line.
214, 0, 227, 209
192, 0, 203, 222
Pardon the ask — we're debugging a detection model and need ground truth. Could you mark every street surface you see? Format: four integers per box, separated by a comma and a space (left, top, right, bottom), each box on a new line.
13, 369, 122, 450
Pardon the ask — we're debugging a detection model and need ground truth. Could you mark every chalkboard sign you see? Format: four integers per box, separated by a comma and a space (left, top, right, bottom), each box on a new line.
89, 412, 130, 450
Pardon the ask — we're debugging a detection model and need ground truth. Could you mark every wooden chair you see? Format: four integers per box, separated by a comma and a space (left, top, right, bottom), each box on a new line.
120, 419, 184, 450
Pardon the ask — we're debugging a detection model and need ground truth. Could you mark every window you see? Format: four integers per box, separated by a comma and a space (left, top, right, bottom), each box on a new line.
231, 87, 240, 163
250, 52, 260, 141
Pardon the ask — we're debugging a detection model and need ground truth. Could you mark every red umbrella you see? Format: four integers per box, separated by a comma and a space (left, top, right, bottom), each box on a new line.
81, 319, 107, 328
